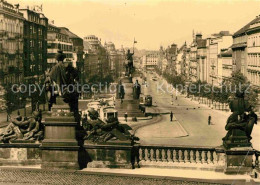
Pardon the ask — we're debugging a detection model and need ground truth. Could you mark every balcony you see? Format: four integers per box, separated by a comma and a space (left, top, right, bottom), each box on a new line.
0, 30, 7, 36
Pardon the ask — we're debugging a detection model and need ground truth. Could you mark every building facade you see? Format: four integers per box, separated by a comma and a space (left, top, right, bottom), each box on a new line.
189, 34, 201, 82
207, 31, 233, 86
83, 35, 109, 81
105, 42, 125, 79
246, 19, 260, 87
59, 27, 83, 68
219, 48, 233, 81
197, 39, 207, 82
0, 1, 24, 85
142, 52, 159, 71
19, 7, 48, 83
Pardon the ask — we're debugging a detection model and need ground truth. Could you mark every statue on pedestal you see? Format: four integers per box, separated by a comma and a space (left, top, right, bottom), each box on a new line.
133, 80, 141, 99
222, 91, 257, 148
45, 50, 79, 117
117, 80, 125, 100
125, 49, 134, 76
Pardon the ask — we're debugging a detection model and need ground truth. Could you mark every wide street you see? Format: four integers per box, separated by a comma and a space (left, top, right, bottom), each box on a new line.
135, 72, 260, 150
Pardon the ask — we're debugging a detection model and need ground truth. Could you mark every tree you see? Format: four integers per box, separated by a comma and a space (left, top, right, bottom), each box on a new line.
222, 70, 258, 108
3, 84, 16, 121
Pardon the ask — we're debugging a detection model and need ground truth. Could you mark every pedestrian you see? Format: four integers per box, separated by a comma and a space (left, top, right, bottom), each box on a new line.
170, 111, 173, 122
124, 112, 128, 122
208, 115, 211, 125
175, 96, 178, 100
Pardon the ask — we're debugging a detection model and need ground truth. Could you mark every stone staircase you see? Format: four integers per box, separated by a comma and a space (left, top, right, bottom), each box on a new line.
115, 99, 144, 117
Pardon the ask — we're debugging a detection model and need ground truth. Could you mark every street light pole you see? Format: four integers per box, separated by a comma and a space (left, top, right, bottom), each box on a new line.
211, 62, 215, 106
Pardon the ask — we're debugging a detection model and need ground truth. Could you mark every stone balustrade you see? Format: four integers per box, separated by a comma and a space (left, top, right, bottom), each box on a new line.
254, 150, 260, 172
138, 145, 216, 163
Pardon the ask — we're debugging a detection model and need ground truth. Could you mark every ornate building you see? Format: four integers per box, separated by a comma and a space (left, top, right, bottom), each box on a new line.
189, 34, 201, 82
207, 31, 232, 86
83, 35, 109, 82
104, 42, 125, 79
142, 52, 159, 71
47, 24, 73, 69
0, 0, 24, 85
246, 18, 260, 87
19, 7, 48, 83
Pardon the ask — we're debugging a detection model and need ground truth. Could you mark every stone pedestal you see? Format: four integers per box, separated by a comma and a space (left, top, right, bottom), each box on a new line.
224, 147, 254, 174
84, 140, 134, 169
223, 129, 251, 149
115, 77, 143, 117
41, 97, 79, 170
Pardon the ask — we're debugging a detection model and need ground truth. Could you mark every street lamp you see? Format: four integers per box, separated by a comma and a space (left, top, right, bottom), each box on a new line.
211, 61, 215, 106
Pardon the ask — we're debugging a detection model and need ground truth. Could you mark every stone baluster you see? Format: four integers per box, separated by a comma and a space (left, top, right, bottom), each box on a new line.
202, 150, 207, 164
152, 148, 156, 162
184, 149, 189, 163
195, 150, 200, 163
163, 149, 168, 162
161, 149, 165, 162
139, 148, 143, 162
158, 148, 162, 162
169, 149, 174, 162
179, 149, 184, 163
198, 150, 203, 163
141, 148, 146, 161
213, 151, 218, 164
190, 149, 195, 163
175, 149, 179, 162
147, 148, 151, 162
209, 150, 214, 164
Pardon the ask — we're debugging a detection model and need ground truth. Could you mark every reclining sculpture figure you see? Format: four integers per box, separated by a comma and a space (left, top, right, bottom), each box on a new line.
0, 111, 43, 143
83, 110, 139, 144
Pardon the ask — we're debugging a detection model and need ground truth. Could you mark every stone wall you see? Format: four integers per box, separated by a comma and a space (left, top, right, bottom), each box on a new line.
0, 143, 41, 166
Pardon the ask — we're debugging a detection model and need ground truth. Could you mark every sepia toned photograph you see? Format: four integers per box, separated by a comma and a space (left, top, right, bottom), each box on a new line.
0, 0, 260, 184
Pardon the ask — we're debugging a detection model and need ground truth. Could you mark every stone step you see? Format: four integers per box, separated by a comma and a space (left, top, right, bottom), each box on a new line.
118, 112, 144, 117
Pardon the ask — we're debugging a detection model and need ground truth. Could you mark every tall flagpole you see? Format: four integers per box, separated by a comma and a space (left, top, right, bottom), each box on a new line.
133, 37, 135, 53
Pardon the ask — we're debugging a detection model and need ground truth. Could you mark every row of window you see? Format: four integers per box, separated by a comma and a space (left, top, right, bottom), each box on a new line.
247, 71, 260, 86
248, 34, 260, 47
47, 43, 73, 51
3, 74, 23, 84
29, 40, 43, 48
248, 54, 260, 66
24, 52, 43, 61
0, 40, 23, 51
47, 53, 73, 59
0, 19, 23, 34
28, 64, 43, 73
28, 25, 43, 36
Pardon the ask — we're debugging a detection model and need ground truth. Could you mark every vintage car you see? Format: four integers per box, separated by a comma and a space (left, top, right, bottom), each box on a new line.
144, 95, 152, 106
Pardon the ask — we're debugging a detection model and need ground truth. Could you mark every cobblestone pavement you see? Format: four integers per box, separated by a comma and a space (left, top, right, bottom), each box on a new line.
0, 167, 246, 185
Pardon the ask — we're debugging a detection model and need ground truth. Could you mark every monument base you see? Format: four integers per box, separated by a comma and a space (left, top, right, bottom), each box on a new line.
84, 140, 135, 169
41, 97, 80, 170
115, 99, 144, 117
41, 149, 79, 170
223, 129, 251, 149
224, 147, 254, 174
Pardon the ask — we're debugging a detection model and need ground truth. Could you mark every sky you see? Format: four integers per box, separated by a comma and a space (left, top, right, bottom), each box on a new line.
9, 0, 260, 50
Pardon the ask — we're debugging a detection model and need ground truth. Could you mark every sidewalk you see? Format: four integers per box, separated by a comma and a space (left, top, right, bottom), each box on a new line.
82, 167, 257, 184
0, 166, 259, 185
